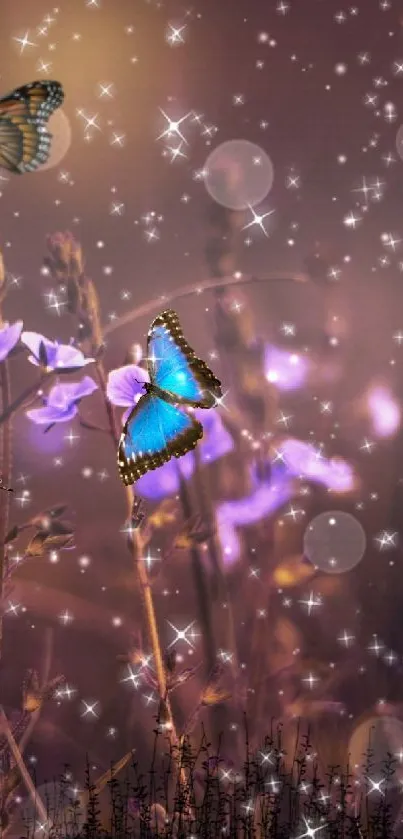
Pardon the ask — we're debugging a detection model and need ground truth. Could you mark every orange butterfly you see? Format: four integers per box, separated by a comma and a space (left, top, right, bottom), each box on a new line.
0, 80, 64, 174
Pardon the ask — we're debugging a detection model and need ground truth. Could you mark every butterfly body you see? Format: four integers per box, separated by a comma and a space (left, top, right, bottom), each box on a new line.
118, 310, 222, 486
0, 80, 64, 174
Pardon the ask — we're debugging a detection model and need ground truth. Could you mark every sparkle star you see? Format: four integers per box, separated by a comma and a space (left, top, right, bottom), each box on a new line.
80, 699, 99, 718
242, 205, 275, 238
165, 23, 187, 45
166, 141, 187, 162
296, 817, 326, 839
157, 109, 191, 144
97, 82, 114, 98
13, 30, 37, 53
299, 591, 322, 615
167, 620, 199, 649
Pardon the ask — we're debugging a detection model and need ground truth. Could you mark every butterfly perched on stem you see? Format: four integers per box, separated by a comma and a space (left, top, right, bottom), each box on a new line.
118, 310, 223, 485
0, 80, 64, 174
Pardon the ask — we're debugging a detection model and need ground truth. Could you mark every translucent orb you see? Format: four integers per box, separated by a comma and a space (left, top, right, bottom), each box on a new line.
348, 715, 403, 788
204, 139, 274, 210
396, 125, 403, 161
303, 510, 366, 574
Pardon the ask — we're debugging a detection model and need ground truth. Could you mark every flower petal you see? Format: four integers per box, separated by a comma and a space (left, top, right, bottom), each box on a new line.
0, 320, 23, 362
26, 404, 78, 425
107, 364, 149, 407
197, 410, 234, 464
21, 331, 55, 364
53, 344, 95, 371
47, 377, 98, 409
136, 452, 194, 501
216, 463, 295, 566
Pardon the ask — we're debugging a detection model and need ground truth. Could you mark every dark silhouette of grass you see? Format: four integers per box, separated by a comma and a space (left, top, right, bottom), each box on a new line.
14, 721, 403, 839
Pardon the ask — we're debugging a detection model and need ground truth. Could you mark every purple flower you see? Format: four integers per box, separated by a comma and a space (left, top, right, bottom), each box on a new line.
136, 408, 234, 501
265, 343, 310, 392
106, 363, 149, 422
367, 385, 401, 439
216, 462, 295, 566
0, 320, 23, 362
21, 331, 95, 373
26, 377, 98, 425
278, 437, 355, 493
106, 362, 234, 500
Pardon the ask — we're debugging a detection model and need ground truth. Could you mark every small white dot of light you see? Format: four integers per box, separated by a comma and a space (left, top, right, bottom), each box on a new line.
112, 616, 122, 627
97, 240, 104, 248
49, 551, 59, 563
78, 555, 91, 568
334, 63, 347, 74
82, 467, 93, 478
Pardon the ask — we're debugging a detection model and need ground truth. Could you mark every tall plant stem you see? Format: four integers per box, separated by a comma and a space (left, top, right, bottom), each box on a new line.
87, 281, 182, 751
177, 469, 216, 676
0, 361, 12, 659
103, 271, 309, 337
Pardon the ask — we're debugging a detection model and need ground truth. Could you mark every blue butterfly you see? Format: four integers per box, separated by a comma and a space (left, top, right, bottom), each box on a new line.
118, 309, 223, 486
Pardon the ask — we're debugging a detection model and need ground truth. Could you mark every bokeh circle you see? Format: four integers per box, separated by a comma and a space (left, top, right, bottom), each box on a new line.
396, 125, 403, 161
204, 139, 274, 210
348, 715, 403, 787
303, 510, 366, 574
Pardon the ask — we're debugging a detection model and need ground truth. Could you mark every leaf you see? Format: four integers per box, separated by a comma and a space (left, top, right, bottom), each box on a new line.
164, 649, 177, 674
26, 530, 74, 557
48, 519, 74, 536
201, 663, 230, 706
4, 524, 19, 545
169, 665, 199, 693
38, 340, 48, 367
273, 555, 316, 588
67, 276, 80, 314
202, 687, 232, 707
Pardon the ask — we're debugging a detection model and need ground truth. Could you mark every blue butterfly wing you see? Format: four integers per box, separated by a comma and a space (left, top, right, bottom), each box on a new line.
118, 392, 203, 485
147, 310, 222, 408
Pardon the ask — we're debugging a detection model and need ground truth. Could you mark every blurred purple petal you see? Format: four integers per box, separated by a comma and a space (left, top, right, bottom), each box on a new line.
367, 385, 401, 439
279, 437, 355, 492
216, 464, 294, 566
135, 410, 234, 500
194, 409, 234, 464
136, 452, 194, 501
265, 344, 310, 392
107, 364, 149, 407
26, 404, 78, 425
0, 320, 23, 362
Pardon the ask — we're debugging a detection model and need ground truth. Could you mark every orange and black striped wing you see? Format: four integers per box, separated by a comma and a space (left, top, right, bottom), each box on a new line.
0, 80, 64, 174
